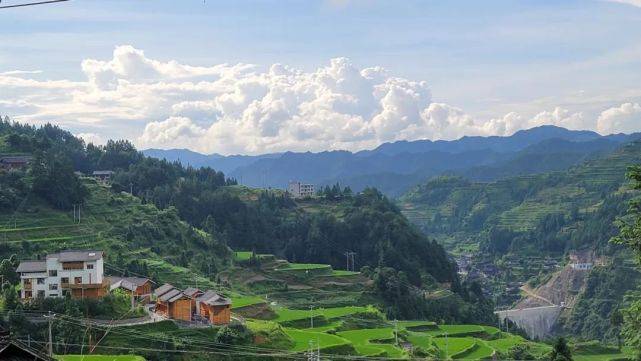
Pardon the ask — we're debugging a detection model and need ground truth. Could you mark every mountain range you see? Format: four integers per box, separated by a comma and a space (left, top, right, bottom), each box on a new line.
144, 126, 641, 197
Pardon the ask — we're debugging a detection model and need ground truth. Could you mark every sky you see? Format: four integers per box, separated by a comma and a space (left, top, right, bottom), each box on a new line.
1, 0, 641, 155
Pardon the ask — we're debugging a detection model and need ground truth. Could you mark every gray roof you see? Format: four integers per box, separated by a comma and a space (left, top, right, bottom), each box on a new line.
0, 156, 32, 164
197, 290, 231, 306
109, 276, 151, 287
47, 250, 103, 262
183, 287, 202, 298
109, 276, 152, 292
158, 288, 187, 303
92, 170, 114, 175
16, 261, 46, 273
154, 283, 176, 297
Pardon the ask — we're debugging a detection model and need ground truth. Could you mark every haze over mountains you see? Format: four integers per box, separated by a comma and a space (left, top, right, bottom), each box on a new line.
144, 126, 641, 197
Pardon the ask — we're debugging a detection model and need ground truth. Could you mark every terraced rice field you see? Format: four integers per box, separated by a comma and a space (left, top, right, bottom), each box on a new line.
337, 328, 406, 358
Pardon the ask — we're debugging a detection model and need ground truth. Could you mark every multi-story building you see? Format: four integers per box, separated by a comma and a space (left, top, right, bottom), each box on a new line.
16, 250, 108, 300
287, 181, 315, 198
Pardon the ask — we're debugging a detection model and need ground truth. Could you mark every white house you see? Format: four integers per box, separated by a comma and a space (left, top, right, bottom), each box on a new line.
287, 181, 315, 198
16, 250, 107, 300
569, 250, 594, 271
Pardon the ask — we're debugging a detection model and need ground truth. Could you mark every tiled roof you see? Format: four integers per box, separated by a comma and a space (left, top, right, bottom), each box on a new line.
48, 250, 103, 262
92, 170, 114, 175
197, 290, 231, 306
153, 283, 175, 297
16, 261, 46, 273
183, 287, 202, 298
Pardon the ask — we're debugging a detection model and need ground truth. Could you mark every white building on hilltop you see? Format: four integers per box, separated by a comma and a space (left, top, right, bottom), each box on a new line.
16, 250, 107, 300
287, 181, 315, 199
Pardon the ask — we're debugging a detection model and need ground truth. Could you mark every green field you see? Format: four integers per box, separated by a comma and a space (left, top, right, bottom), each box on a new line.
274, 305, 372, 323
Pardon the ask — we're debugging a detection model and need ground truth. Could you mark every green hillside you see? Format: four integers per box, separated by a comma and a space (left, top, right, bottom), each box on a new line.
400, 141, 641, 255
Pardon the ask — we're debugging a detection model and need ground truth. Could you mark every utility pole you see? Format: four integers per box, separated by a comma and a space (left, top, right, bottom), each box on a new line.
394, 319, 399, 346
344, 251, 356, 271
78, 203, 81, 224
309, 305, 314, 329
129, 182, 133, 195
73, 204, 76, 223
46, 311, 54, 357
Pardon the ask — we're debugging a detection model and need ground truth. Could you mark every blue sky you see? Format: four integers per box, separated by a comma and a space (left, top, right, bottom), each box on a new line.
1, 0, 641, 154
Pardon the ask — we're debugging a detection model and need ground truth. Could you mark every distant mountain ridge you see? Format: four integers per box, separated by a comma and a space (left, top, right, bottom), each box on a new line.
143, 126, 641, 196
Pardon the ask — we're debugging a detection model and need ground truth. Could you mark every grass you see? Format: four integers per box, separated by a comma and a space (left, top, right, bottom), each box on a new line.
233, 251, 253, 261
422, 324, 486, 337
277, 263, 331, 270
230, 293, 265, 309
432, 337, 476, 358
56, 356, 145, 361
283, 328, 351, 352
331, 270, 360, 276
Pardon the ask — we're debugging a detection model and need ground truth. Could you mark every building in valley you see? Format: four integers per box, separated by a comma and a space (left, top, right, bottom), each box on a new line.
91, 170, 114, 183
287, 181, 315, 199
153, 283, 193, 321
153, 284, 231, 325
16, 250, 107, 300
197, 290, 232, 325
0, 155, 32, 171
569, 250, 595, 271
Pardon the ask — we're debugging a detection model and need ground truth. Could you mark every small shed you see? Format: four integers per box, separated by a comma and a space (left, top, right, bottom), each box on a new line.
197, 290, 232, 325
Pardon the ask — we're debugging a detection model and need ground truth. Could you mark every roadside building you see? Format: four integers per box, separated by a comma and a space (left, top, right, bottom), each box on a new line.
287, 181, 315, 198
569, 250, 594, 271
154, 283, 192, 321
17, 250, 107, 300
0, 155, 32, 171
91, 170, 114, 183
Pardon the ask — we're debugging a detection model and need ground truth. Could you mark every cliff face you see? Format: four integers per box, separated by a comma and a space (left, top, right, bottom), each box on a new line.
517, 264, 589, 309
499, 263, 593, 340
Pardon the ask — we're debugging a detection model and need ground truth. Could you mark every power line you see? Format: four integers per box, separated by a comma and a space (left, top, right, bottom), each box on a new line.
0, 0, 69, 9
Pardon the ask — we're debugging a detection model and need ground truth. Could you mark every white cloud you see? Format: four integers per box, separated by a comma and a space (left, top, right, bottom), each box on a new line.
0, 45, 637, 154
604, 0, 641, 8
597, 102, 641, 134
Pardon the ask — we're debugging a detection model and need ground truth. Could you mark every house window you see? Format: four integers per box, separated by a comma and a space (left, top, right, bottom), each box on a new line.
86, 264, 94, 270
49, 270, 57, 277
37, 278, 45, 285
24, 291, 32, 298
61, 277, 69, 284
49, 284, 58, 290
24, 279, 32, 285
74, 277, 82, 284
37, 290, 45, 298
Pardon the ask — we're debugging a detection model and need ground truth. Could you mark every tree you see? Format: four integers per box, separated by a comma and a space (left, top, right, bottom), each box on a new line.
612, 165, 641, 353
550, 337, 572, 361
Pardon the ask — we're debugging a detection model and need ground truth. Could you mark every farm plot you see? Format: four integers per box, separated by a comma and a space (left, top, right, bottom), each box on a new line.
284, 328, 351, 352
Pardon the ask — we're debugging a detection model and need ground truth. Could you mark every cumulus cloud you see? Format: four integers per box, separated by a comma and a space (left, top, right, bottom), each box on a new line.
597, 103, 641, 134
0, 45, 635, 154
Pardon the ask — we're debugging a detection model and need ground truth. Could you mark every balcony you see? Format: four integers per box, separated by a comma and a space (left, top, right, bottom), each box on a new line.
23, 283, 32, 290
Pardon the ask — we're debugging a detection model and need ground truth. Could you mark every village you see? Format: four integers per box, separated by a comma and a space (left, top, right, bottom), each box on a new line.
15, 249, 232, 326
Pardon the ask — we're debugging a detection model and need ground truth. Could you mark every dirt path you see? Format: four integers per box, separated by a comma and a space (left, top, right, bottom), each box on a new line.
520, 285, 555, 306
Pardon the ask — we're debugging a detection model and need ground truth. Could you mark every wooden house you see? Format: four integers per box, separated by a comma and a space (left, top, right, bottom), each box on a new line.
183, 287, 204, 315
153, 283, 192, 321
197, 290, 232, 325
109, 276, 153, 297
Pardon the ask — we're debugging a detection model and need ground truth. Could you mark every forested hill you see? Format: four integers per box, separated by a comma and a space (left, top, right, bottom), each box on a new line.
145, 126, 641, 196
399, 140, 641, 256
0, 118, 460, 294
